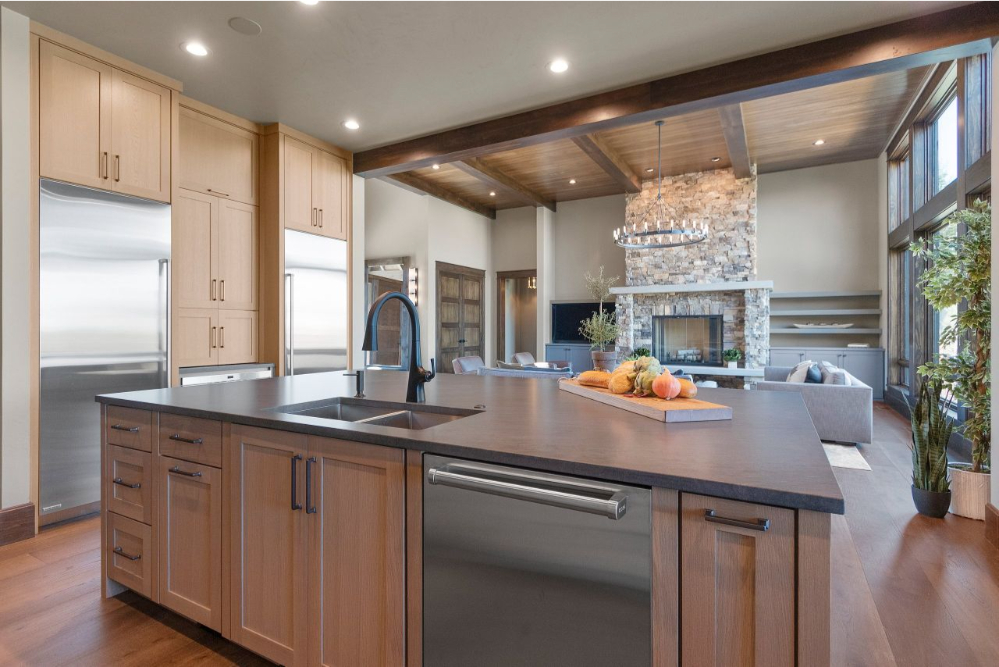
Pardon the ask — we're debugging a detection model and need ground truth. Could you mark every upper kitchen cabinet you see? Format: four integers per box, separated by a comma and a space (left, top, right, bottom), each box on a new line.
178, 100, 260, 206
262, 124, 351, 242
38, 39, 173, 203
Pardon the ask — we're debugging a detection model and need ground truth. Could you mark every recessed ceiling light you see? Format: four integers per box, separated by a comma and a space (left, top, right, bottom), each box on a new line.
813, 139, 825, 146
569, 179, 577, 185
432, 164, 440, 170
342, 119, 360, 131
228, 17, 263, 37
711, 157, 721, 163
645, 168, 655, 173
489, 191, 496, 197
182, 41, 209, 57
300, 0, 320, 5
548, 58, 569, 74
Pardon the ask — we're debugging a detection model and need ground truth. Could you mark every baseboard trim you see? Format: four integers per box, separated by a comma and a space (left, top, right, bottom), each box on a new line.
987, 503, 999, 549
39, 500, 100, 527
0, 502, 36, 546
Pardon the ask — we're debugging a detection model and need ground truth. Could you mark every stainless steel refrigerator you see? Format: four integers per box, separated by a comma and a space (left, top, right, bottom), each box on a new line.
284, 229, 348, 375
39, 179, 170, 520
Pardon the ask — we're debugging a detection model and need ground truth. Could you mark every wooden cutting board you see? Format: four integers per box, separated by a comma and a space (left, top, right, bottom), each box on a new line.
558, 379, 732, 422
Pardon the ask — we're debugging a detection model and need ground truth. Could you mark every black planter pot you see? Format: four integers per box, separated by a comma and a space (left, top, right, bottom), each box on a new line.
911, 485, 951, 518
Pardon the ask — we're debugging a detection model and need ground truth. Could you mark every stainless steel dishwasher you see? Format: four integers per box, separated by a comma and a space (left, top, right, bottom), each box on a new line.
423, 454, 651, 666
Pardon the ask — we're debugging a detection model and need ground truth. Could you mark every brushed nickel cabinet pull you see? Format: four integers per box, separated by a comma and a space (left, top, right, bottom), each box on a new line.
212, 279, 217, 301
220, 280, 225, 302
704, 509, 770, 532
114, 155, 121, 182
211, 326, 217, 349
220, 326, 225, 349
169, 466, 202, 478
168, 434, 204, 445
110, 424, 139, 433
113, 477, 141, 489
113, 546, 141, 561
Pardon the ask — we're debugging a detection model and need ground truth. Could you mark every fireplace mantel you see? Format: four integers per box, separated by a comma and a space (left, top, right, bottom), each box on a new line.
610, 280, 773, 296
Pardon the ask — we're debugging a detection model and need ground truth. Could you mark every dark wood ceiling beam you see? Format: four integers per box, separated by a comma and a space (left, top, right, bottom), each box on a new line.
386, 172, 497, 219
571, 134, 642, 193
452, 159, 557, 211
354, 3, 997, 177
717, 104, 752, 179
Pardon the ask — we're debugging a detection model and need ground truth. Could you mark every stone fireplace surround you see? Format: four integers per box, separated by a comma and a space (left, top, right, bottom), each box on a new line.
612, 168, 770, 370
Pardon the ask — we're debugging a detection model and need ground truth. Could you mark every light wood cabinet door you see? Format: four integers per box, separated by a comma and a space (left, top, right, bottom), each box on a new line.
306, 436, 405, 667
174, 189, 218, 310
110, 69, 171, 202
158, 455, 222, 631
218, 310, 257, 365
39, 40, 112, 189
229, 425, 308, 667
174, 308, 218, 368
218, 200, 258, 311
680, 493, 795, 667
314, 150, 347, 240
284, 137, 316, 233
179, 107, 259, 205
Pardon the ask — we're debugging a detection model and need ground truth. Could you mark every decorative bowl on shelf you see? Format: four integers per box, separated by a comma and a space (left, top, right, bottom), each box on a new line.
791, 323, 854, 329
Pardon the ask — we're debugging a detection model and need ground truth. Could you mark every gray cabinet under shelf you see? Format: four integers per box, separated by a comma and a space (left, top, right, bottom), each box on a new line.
769, 347, 885, 399
544, 343, 599, 372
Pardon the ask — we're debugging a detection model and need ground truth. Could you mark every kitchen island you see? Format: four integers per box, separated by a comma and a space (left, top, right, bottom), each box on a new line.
98, 370, 841, 666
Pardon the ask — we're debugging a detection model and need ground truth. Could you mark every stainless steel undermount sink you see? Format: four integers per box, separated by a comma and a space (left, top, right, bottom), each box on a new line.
274, 397, 480, 430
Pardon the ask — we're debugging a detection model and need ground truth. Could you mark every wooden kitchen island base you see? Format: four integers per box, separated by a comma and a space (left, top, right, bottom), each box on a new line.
101, 404, 830, 667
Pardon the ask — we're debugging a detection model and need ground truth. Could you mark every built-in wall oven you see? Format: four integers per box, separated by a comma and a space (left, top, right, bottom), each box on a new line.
423, 455, 651, 666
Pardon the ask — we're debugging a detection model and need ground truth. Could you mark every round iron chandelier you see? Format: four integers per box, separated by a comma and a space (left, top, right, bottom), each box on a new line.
613, 120, 708, 249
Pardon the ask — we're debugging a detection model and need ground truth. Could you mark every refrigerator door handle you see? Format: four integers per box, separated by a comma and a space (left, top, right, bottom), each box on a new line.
160, 259, 171, 387
285, 273, 295, 376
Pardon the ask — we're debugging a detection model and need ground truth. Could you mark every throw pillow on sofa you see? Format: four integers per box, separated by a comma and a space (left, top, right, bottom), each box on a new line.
787, 360, 814, 383
804, 363, 823, 383
819, 361, 849, 385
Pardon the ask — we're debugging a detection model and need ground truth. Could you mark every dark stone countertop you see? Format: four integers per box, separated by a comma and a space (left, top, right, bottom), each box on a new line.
97, 370, 845, 514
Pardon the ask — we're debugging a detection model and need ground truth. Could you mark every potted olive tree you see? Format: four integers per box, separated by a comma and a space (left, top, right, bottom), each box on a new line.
910, 199, 991, 520
580, 267, 620, 371
910, 379, 952, 518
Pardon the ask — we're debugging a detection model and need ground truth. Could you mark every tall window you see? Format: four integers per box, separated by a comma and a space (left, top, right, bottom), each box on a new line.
930, 96, 958, 195
930, 224, 959, 360
888, 152, 910, 231
890, 249, 912, 389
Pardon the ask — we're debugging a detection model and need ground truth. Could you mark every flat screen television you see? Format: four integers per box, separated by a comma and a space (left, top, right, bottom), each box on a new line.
551, 301, 615, 343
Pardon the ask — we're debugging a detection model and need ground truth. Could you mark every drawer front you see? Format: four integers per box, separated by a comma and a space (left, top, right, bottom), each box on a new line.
107, 445, 153, 524
107, 511, 156, 600
158, 413, 223, 468
106, 406, 154, 452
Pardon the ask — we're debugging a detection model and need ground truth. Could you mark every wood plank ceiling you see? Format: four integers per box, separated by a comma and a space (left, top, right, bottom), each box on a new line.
385, 65, 931, 217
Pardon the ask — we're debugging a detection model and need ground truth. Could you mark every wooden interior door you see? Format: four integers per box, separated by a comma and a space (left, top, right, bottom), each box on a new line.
229, 425, 308, 667
39, 40, 112, 189
110, 68, 171, 202
680, 493, 795, 667
307, 436, 405, 666
218, 199, 258, 311
284, 136, 316, 233
368, 276, 404, 366
314, 150, 346, 240
174, 189, 218, 310
436, 263, 485, 373
158, 455, 222, 631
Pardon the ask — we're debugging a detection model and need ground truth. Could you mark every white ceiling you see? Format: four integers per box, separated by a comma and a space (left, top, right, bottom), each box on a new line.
3, 1, 964, 152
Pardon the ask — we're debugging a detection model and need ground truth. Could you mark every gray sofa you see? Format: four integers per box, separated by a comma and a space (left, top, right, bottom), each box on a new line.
757, 366, 873, 444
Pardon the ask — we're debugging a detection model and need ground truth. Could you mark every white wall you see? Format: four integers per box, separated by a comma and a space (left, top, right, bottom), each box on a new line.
0, 7, 32, 510
549, 195, 627, 301
350, 174, 366, 369
757, 159, 881, 293
364, 179, 494, 367
492, 207, 537, 272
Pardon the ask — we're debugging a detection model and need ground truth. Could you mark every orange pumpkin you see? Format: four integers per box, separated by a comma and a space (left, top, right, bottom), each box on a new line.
676, 378, 698, 398
652, 371, 681, 400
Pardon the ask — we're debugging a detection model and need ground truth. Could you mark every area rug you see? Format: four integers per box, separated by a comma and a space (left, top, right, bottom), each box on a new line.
822, 443, 872, 471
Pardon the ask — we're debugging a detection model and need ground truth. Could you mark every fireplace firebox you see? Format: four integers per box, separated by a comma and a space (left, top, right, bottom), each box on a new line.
651, 315, 723, 367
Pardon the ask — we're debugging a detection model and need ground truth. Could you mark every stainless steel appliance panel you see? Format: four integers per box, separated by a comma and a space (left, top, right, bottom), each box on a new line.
39, 179, 170, 517
423, 455, 651, 666
284, 229, 348, 375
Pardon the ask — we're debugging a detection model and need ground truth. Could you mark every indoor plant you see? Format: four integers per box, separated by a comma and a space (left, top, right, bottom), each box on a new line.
723, 348, 742, 369
910, 199, 990, 520
910, 379, 953, 518
580, 267, 621, 371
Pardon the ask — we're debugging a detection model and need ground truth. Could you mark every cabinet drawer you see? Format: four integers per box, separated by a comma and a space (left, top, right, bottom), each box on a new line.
106, 406, 154, 452
107, 445, 153, 524
107, 511, 156, 600
159, 413, 223, 468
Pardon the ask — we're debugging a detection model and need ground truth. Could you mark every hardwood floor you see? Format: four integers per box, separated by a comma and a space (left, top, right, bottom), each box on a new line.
0, 405, 996, 666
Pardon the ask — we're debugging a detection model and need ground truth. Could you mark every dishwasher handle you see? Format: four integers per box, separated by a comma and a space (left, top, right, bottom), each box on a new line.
427, 464, 627, 520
